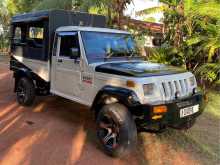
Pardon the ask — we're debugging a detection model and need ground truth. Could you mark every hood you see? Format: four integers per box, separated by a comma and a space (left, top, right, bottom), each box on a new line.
95, 61, 186, 77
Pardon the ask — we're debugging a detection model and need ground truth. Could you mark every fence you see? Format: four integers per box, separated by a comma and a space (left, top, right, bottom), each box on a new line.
0, 52, 9, 56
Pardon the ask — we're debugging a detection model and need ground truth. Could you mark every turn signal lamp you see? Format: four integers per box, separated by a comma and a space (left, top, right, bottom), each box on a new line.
126, 80, 136, 87
153, 106, 167, 114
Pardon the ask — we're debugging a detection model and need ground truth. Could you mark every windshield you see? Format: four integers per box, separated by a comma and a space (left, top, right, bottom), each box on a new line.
81, 31, 140, 63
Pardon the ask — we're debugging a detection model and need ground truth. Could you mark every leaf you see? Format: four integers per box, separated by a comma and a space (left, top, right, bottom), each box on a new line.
189, 1, 220, 20
186, 36, 202, 46
136, 6, 165, 16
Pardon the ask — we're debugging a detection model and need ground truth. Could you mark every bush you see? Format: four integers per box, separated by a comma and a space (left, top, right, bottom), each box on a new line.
195, 63, 220, 88
215, 80, 220, 91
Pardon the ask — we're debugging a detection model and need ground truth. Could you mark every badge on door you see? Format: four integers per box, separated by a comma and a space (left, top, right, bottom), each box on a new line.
81, 73, 93, 84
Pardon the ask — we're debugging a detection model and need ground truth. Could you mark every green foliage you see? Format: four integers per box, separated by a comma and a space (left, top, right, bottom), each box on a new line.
36, 0, 74, 10
0, 0, 133, 51
215, 80, 220, 87
138, 0, 220, 71
35, 0, 132, 27
148, 46, 186, 66
147, 47, 169, 64
143, 17, 157, 23
195, 63, 220, 84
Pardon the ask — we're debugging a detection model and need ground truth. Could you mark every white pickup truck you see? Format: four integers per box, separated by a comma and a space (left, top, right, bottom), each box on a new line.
10, 10, 204, 157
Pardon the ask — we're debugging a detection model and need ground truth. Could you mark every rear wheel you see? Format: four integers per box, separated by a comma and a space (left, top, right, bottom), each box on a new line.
96, 103, 137, 157
16, 77, 35, 106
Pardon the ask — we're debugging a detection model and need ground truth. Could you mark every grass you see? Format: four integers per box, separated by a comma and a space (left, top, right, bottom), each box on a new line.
205, 91, 220, 118
138, 91, 220, 165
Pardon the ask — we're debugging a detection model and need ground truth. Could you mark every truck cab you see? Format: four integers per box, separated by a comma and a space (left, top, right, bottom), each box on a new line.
10, 10, 204, 157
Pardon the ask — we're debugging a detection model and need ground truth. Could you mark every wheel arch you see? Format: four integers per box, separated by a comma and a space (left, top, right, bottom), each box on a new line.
91, 85, 141, 118
13, 68, 34, 92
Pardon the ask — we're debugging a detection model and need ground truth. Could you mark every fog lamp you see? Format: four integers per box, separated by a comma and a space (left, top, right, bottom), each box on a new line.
152, 115, 163, 120
193, 87, 198, 94
175, 91, 180, 99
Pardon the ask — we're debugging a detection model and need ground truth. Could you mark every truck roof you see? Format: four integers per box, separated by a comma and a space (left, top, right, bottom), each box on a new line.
10, 10, 107, 61
11, 9, 105, 25
56, 26, 130, 34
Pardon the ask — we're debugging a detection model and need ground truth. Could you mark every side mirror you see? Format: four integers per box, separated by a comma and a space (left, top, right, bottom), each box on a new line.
70, 48, 79, 59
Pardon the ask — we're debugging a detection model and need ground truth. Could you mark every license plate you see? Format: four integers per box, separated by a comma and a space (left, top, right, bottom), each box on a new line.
180, 105, 199, 118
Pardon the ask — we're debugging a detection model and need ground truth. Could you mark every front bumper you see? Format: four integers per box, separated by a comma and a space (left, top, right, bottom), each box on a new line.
133, 93, 204, 129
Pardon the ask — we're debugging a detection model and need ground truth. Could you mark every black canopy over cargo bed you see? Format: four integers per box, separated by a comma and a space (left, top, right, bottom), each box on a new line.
10, 10, 106, 61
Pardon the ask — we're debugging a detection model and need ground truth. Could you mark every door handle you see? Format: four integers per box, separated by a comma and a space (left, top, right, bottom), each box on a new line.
57, 59, 63, 63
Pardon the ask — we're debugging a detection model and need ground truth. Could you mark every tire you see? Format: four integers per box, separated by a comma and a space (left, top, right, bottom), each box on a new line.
96, 103, 137, 157
16, 77, 35, 106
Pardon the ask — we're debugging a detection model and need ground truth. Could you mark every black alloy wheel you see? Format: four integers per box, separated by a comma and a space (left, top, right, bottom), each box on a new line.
96, 103, 137, 157
16, 77, 35, 106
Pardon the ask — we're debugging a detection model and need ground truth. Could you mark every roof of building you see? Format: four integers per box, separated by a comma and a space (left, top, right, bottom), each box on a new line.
119, 18, 163, 33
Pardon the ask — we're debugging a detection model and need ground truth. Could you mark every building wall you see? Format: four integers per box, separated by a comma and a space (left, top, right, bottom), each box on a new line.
124, 0, 163, 23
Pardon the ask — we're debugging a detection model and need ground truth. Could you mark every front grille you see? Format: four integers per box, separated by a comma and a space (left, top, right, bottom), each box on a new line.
161, 79, 190, 100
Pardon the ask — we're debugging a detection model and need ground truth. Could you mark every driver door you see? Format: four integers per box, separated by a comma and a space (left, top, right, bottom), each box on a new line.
51, 31, 82, 100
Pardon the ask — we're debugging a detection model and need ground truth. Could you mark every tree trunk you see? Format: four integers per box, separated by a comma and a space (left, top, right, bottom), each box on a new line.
118, 11, 123, 29
107, 7, 112, 26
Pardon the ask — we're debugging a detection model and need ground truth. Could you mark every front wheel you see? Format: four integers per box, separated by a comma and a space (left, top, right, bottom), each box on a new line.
16, 77, 35, 106
96, 103, 137, 157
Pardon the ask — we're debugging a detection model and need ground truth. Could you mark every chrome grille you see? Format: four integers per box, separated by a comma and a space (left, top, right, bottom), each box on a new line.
161, 79, 189, 100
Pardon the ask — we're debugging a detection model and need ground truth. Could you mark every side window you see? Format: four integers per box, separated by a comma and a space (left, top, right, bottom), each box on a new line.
13, 27, 22, 44
28, 27, 44, 48
59, 32, 80, 58
29, 27, 44, 39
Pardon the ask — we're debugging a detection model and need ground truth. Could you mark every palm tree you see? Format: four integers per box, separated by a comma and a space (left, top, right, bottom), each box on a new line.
81, 0, 133, 28
137, 0, 220, 66
36, 0, 133, 28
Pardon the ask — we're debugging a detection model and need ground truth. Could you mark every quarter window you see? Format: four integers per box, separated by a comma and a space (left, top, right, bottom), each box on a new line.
13, 27, 22, 44
29, 27, 44, 39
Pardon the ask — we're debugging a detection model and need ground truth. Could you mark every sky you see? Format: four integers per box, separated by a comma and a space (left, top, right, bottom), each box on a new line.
124, 0, 163, 23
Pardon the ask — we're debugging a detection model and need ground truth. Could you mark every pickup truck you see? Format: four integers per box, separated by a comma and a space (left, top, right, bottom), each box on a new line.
9, 10, 204, 157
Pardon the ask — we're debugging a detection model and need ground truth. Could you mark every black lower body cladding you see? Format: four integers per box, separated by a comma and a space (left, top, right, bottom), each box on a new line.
134, 93, 204, 130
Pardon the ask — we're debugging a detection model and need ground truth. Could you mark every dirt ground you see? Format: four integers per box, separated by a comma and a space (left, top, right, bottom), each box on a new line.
0, 56, 219, 165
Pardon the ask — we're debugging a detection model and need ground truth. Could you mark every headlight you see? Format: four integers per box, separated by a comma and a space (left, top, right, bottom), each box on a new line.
189, 76, 196, 86
143, 83, 154, 95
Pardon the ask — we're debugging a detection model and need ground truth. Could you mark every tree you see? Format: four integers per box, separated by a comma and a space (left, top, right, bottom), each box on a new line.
36, 0, 133, 28
137, 0, 220, 68
74, 0, 133, 28
0, 0, 15, 50
36, 0, 75, 10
